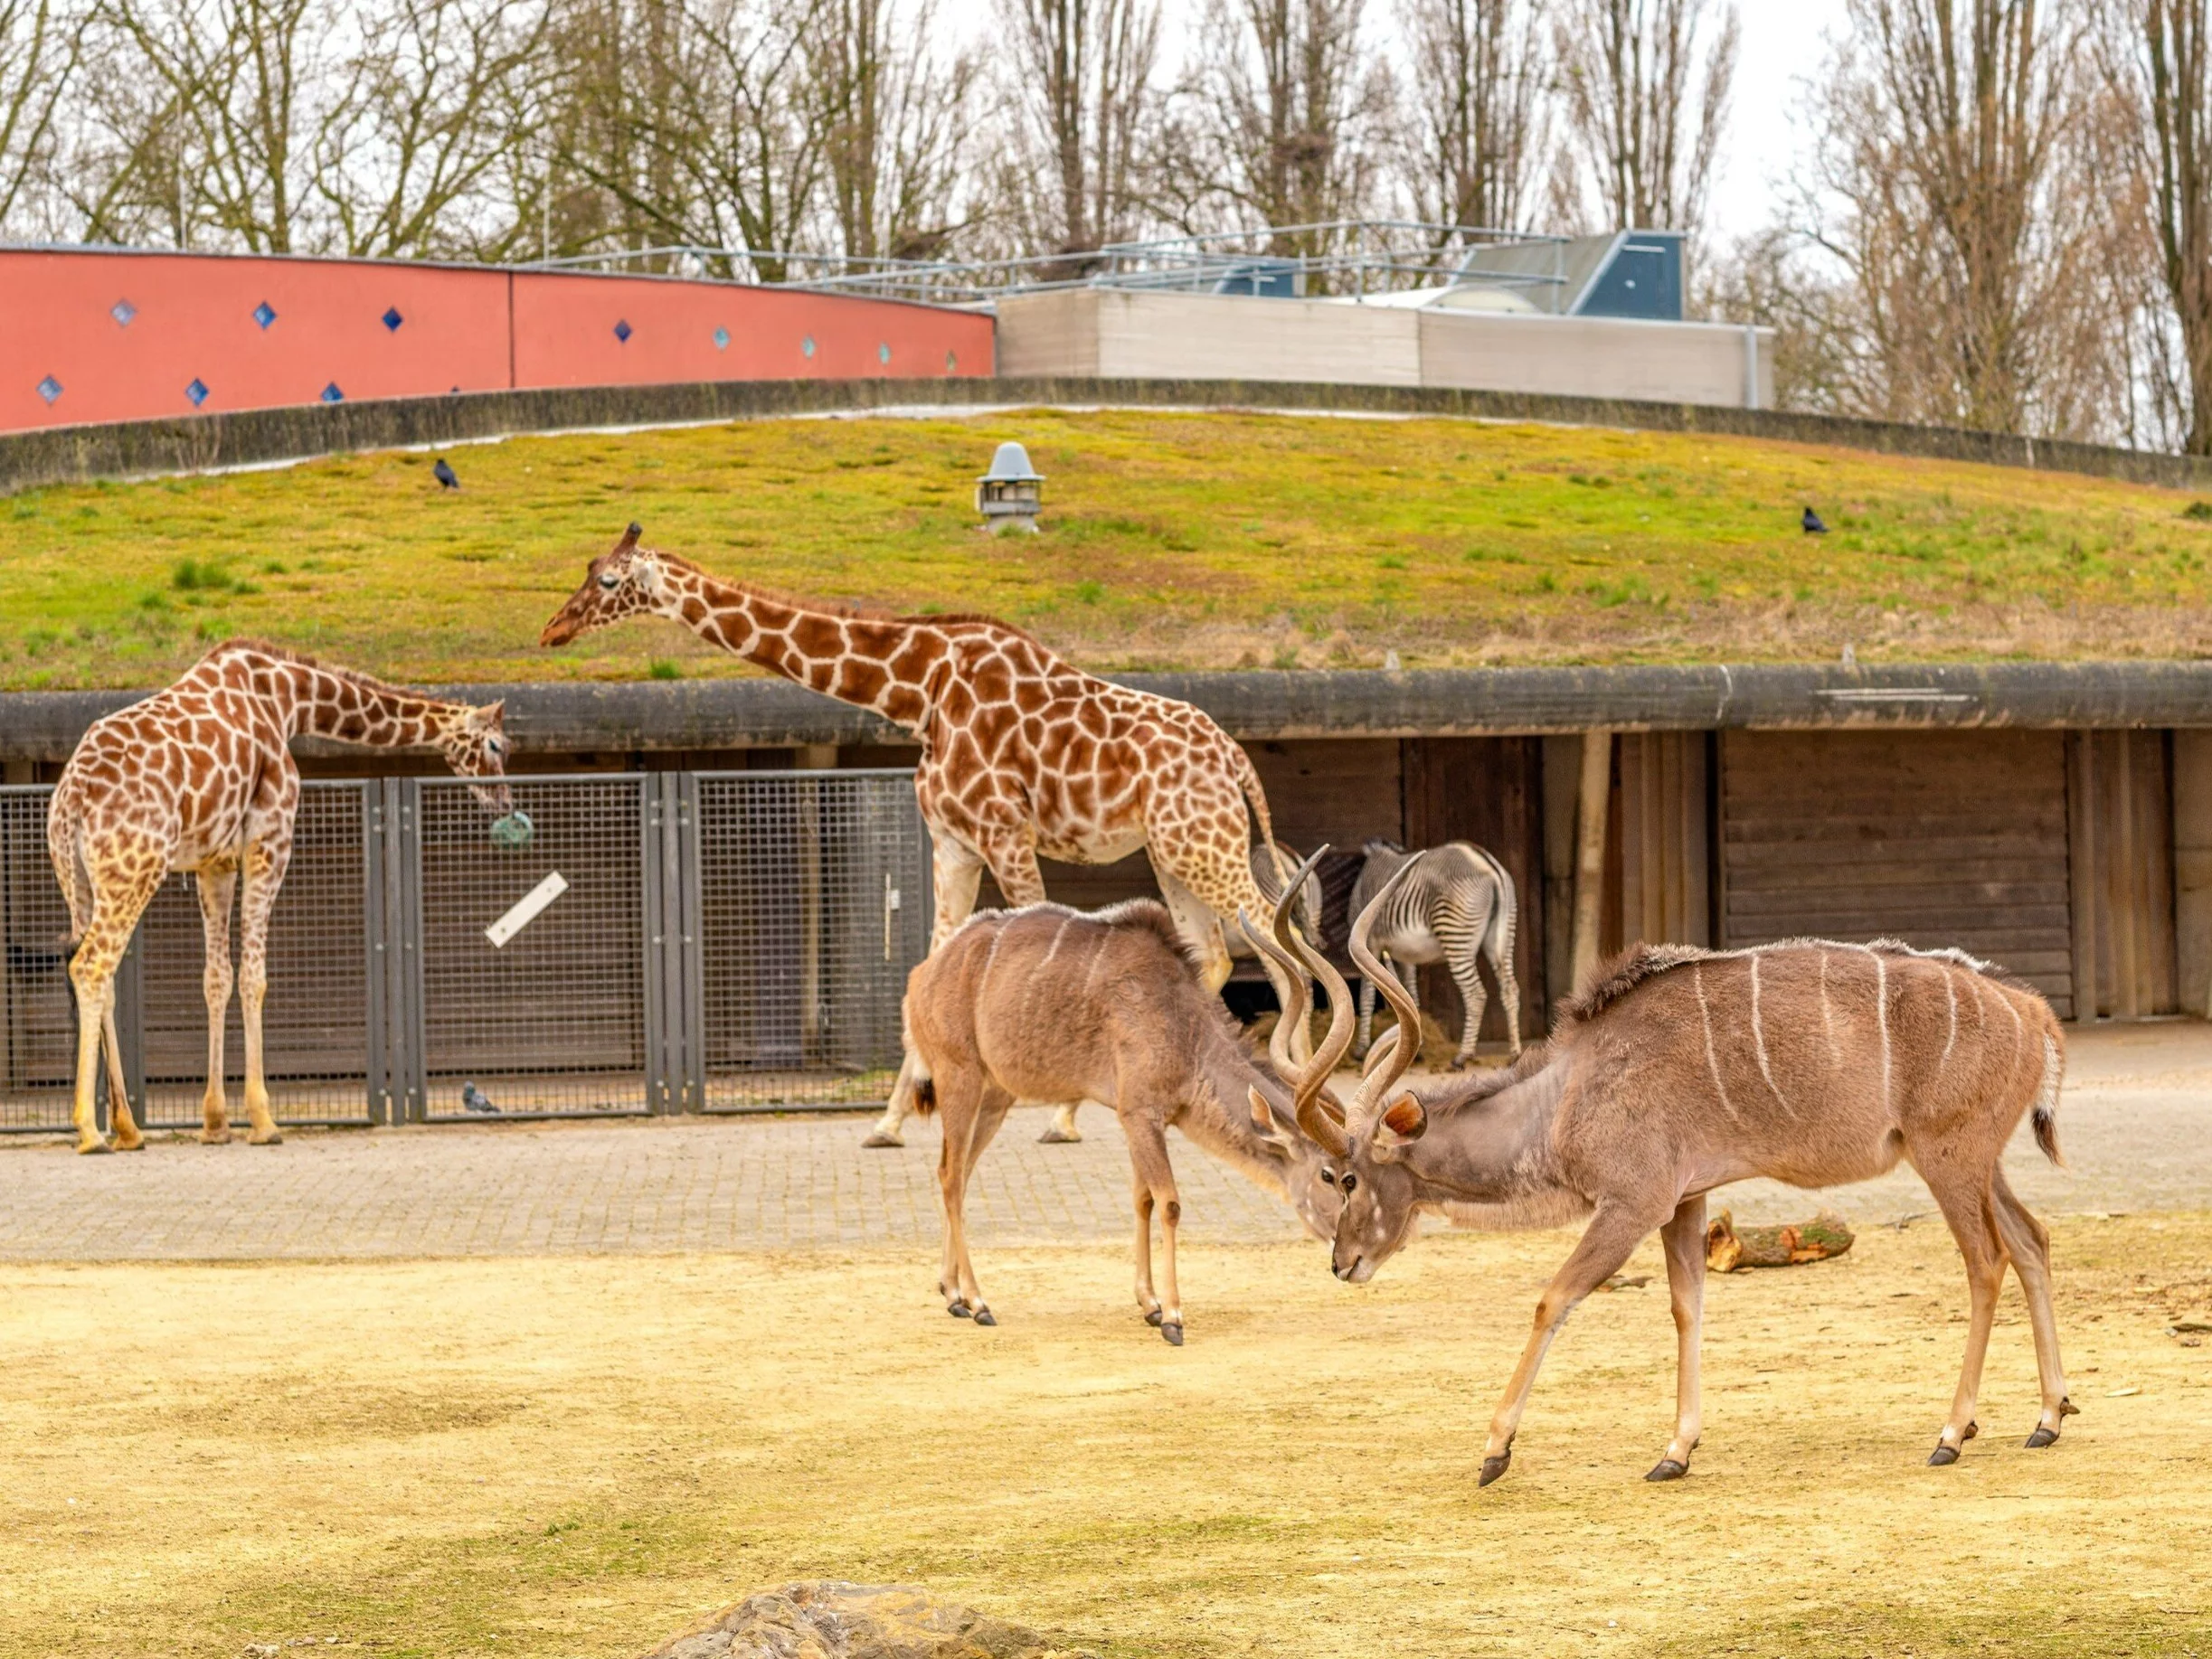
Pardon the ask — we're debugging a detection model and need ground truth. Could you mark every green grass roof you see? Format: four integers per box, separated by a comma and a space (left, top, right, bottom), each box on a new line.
5, 408, 2210, 691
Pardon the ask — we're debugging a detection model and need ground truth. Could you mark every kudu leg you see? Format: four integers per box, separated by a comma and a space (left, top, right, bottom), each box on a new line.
1649, 1193, 1707, 1480
1482, 1201, 1659, 1485
931, 1070, 997, 1323
1121, 1113, 1186, 1345
1922, 1162, 2009, 1466
1990, 1169, 2074, 1446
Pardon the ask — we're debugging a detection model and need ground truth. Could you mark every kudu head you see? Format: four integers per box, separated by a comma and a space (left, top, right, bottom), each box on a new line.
1258, 857, 1431, 1284
1235, 848, 1356, 1242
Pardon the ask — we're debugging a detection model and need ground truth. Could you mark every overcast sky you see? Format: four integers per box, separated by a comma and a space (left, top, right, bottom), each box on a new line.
1710, 1, 1853, 240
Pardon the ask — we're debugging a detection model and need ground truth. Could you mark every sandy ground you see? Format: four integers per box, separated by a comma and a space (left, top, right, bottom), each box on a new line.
2, 1216, 2208, 1659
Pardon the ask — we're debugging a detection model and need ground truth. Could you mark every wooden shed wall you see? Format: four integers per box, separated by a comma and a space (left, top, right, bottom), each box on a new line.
1716, 731, 2076, 1016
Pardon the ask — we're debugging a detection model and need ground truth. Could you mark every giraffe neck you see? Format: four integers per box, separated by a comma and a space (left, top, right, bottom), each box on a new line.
256, 658, 472, 747
652, 563, 949, 730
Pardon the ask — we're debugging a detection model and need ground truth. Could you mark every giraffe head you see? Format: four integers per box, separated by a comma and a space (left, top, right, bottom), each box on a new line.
436, 702, 515, 815
540, 523, 667, 647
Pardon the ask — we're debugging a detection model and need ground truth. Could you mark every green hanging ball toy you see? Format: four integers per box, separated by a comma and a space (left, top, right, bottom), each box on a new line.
489, 810, 534, 849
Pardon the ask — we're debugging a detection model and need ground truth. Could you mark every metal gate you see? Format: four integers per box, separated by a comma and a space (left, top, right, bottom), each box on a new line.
0, 769, 931, 1133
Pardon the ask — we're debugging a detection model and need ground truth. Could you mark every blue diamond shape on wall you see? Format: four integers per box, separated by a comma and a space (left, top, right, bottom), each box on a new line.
613, 318, 632, 343
253, 301, 277, 329
185, 379, 209, 406
877, 342, 891, 364
321, 382, 345, 402
36, 375, 61, 404
713, 326, 730, 350
382, 306, 403, 331
110, 300, 137, 327
800, 335, 816, 358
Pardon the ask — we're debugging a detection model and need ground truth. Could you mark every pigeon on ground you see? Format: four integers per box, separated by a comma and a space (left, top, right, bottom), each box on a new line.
1802, 506, 1829, 534
434, 457, 459, 490
461, 1081, 499, 1114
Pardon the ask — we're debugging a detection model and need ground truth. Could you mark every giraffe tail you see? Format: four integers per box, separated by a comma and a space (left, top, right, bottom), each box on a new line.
1234, 748, 1290, 896
44, 799, 95, 949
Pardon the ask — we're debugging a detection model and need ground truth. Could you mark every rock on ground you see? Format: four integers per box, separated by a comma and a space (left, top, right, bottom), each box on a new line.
641, 1581, 1093, 1659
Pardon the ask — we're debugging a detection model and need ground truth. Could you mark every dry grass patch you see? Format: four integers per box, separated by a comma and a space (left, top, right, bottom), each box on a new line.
8, 410, 2212, 688
2, 1216, 2207, 1657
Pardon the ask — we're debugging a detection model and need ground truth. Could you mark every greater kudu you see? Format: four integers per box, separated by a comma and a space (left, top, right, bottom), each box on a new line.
901, 854, 1351, 1343
1281, 865, 2074, 1484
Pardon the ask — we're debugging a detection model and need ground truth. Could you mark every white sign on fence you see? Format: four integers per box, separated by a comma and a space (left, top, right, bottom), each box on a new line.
486, 872, 568, 949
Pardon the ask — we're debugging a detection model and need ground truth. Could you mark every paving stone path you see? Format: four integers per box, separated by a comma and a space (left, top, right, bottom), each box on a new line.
1, 1027, 2205, 1261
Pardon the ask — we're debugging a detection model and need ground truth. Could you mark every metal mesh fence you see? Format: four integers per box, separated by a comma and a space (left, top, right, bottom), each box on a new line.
0, 787, 75, 1131
415, 774, 650, 1118
136, 782, 373, 1128
1, 768, 926, 1131
693, 771, 929, 1110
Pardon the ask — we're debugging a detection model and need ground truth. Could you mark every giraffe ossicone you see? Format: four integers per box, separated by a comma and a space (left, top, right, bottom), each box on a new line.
541, 523, 1303, 1148
48, 640, 514, 1155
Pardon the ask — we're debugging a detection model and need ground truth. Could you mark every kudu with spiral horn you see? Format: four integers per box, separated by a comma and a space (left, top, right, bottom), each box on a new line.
1303, 866, 2075, 1485
898, 852, 1348, 1343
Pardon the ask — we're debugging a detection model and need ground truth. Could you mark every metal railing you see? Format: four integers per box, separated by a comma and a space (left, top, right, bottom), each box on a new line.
521, 221, 1572, 308
0, 770, 931, 1135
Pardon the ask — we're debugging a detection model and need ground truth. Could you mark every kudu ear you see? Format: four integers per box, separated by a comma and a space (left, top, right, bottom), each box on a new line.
1372, 1092, 1426, 1157
1246, 1086, 1292, 1148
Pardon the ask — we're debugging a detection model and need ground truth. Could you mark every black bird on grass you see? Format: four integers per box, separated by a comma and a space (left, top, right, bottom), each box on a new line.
1802, 506, 1829, 534
433, 457, 459, 490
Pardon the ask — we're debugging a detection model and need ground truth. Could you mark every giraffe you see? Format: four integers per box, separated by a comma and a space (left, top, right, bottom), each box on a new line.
47, 640, 514, 1155
540, 523, 1297, 1148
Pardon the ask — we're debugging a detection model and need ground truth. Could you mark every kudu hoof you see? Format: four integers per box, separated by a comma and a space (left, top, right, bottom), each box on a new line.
2025, 1425, 2060, 1448
972, 1307, 997, 1327
1159, 1322, 1184, 1346
860, 1131, 903, 1150
76, 1138, 115, 1156
114, 1137, 145, 1152
199, 1128, 232, 1145
247, 1129, 283, 1146
1035, 1126, 1081, 1145
1644, 1458, 1688, 1482
1143, 1307, 1165, 1326
1478, 1452, 1512, 1487
947, 1299, 973, 1319
1927, 1444, 1961, 1466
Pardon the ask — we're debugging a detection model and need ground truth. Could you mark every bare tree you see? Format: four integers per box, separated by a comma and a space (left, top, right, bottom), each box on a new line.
993, 0, 1161, 256
1803, 0, 2119, 436
809, 0, 979, 261
1160, 0, 1395, 253
1554, 0, 1737, 234
90, 0, 326, 252
2103, 0, 2212, 451
315, 0, 551, 259
1396, 0, 1550, 233
0, 0, 86, 235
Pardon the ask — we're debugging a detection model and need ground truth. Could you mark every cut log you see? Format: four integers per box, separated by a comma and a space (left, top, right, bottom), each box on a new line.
1706, 1209, 1854, 1272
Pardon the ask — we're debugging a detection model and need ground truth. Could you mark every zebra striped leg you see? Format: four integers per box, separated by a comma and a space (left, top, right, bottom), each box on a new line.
1447, 946, 1489, 1070
1355, 975, 1377, 1060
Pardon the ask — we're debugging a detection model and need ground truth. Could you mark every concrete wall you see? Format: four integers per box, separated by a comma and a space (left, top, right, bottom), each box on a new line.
995, 289, 1775, 408
1, 249, 993, 433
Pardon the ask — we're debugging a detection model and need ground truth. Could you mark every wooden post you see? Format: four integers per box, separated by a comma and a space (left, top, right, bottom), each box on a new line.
1570, 730, 1612, 995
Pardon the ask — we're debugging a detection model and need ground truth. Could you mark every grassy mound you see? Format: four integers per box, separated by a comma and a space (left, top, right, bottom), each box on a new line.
5, 407, 2212, 690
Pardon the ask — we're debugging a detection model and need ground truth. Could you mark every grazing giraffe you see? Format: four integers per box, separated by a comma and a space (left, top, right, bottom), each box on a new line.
540, 523, 1295, 1147
48, 640, 513, 1155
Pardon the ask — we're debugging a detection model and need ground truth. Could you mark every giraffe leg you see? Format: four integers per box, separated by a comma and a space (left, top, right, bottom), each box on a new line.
68, 863, 161, 1156
194, 864, 238, 1144
964, 835, 1083, 1148
235, 834, 291, 1145
100, 993, 141, 1151
866, 841, 983, 1149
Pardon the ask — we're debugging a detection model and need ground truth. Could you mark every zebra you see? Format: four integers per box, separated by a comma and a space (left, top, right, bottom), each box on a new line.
1347, 838, 1520, 1070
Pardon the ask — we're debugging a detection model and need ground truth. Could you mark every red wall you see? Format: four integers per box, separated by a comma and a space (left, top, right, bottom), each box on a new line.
0, 249, 993, 433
